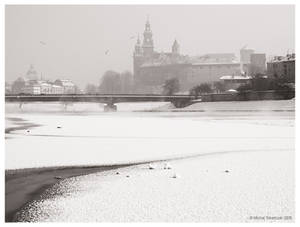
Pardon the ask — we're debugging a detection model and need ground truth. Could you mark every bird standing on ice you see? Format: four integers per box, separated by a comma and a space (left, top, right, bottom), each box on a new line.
172, 173, 180, 178
164, 162, 172, 169
148, 163, 156, 170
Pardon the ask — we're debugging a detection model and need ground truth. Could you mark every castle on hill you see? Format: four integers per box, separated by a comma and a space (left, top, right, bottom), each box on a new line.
133, 18, 252, 93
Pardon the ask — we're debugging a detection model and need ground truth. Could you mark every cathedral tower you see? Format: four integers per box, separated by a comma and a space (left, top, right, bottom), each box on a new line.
133, 35, 144, 84
142, 17, 154, 57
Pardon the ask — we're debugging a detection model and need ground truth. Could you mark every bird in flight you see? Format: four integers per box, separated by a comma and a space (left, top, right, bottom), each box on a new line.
40, 41, 46, 45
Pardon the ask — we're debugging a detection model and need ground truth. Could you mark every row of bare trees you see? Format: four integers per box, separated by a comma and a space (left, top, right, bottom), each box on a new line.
89, 71, 228, 96
162, 77, 226, 96
90, 72, 293, 96
236, 74, 295, 92
85, 70, 134, 94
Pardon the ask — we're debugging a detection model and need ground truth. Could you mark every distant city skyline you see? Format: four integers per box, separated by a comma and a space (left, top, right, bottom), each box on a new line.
5, 5, 295, 88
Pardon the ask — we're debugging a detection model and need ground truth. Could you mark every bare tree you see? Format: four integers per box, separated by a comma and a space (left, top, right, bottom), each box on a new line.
190, 83, 212, 98
213, 81, 226, 93
11, 77, 26, 94
120, 71, 133, 94
99, 70, 121, 94
85, 84, 98, 94
162, 78, 180, 95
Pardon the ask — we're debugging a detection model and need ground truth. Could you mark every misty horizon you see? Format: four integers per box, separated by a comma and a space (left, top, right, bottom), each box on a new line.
5, 5, 295, 88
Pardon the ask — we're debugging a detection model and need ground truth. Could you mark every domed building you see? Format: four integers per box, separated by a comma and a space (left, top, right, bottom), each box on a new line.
25, 64, 39, 80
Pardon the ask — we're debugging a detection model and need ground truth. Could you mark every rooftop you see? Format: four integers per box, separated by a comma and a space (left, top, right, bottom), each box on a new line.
140, 52, 239, 68
220, 75, 252, 80
269, 54, 295, 63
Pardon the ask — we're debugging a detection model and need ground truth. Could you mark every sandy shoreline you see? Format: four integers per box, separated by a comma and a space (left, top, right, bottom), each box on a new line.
5, 164, 136, 222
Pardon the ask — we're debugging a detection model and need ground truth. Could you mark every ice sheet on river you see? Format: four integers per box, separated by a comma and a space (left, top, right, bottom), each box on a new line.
6, 100, 295, 222
5, 100, 294, 170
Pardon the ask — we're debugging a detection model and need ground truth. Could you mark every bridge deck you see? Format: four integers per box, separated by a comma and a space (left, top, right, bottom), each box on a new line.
5, 94, 195, 105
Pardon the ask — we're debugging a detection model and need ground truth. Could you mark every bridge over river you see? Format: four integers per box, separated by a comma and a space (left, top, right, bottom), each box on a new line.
5, 94, 198, 111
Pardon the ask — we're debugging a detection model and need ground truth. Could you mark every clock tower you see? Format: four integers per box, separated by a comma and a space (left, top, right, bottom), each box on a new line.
142, 17, 154, 57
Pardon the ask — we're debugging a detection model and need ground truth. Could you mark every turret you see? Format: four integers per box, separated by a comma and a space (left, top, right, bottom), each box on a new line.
133, 35, 144, 85
134, 35, 143, 56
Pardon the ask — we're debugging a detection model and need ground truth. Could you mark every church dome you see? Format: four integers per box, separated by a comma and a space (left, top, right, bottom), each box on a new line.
26, 64, 38, 80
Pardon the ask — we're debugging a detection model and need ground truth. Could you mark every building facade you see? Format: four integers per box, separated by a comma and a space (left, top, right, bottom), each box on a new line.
21, 84, 41, 95
220, 75, 252, 90
133, 19, 245, 93
267, 54, 295, 83
249, 53, 266, 75
54, 79, 76, 94
10, 65, 77, 94
240, 48, 254, 64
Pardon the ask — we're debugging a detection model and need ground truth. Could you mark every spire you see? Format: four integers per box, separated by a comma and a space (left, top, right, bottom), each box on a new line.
142, 16, 154, 56
134, 34, 143, 56
145, 15, 151, 32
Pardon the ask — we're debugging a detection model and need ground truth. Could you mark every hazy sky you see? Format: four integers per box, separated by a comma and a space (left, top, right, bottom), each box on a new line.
6, 5, 295, 88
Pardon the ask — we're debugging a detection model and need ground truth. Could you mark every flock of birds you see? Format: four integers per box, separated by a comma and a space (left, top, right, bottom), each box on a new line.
53, 162, 178, 181
53, 163, 230, 181
39, 35, 137, 57
116, 162, 230, 179
116, 162, 181, 179
27, 125, 62, 134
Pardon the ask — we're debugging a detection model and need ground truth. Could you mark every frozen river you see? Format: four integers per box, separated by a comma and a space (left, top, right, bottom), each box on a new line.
5, 100, 294, 170
5, 100, 295, 222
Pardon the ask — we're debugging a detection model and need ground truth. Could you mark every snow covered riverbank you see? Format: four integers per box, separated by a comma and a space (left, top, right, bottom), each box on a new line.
15, 148, 294, 222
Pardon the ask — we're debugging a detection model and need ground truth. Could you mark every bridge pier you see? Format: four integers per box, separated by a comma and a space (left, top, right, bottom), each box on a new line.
63, 102, 68, 110
171, 99, 192, 108
104, 103, 117, 112
61, 101, 73, 111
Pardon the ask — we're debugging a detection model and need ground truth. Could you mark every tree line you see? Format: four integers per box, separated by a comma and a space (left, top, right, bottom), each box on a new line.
85, 70, 134, 94
87, 71, 294, 95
